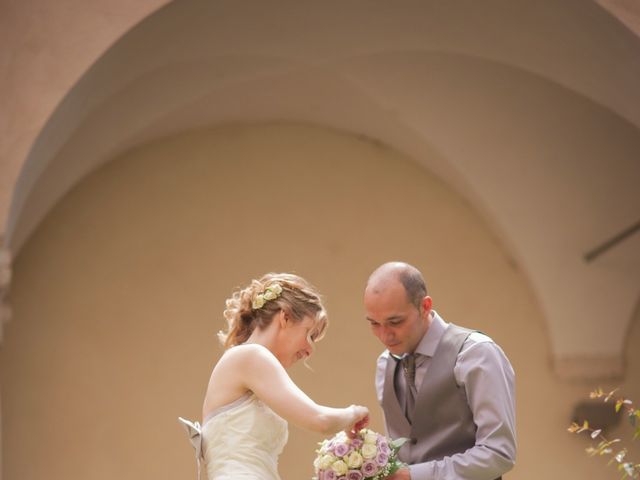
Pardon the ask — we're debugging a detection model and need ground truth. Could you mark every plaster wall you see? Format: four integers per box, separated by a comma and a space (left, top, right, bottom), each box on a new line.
1, 124, 637, 479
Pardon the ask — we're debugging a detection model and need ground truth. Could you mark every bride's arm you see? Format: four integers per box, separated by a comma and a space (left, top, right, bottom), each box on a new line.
234, 344, 368, 435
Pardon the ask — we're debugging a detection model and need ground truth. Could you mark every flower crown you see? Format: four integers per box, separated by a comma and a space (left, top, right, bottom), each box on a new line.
252, 283, 283, 310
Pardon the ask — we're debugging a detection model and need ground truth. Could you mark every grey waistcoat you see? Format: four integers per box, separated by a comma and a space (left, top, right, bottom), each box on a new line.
382, 323, 501, 479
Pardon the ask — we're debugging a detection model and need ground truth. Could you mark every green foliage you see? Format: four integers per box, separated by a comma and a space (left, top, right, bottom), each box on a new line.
569, 389, 640, 479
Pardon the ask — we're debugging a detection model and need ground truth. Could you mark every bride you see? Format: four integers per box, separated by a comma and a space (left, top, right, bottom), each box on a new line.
179, 273, 369, 479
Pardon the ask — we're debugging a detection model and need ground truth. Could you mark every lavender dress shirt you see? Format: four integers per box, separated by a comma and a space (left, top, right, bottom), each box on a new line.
375, 311, 516, 479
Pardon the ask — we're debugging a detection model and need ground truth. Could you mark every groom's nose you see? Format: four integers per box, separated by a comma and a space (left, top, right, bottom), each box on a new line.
380, 326, 395, 342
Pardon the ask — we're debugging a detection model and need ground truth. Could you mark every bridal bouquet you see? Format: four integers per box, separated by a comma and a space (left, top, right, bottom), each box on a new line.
313, 428, 407, 480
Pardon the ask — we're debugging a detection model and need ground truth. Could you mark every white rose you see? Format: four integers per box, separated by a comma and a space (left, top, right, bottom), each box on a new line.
364, 432, 378, 444
361, 443, 378, 459
347, 451, 363, 468
263, 288, 277, 301
319, 454, 336, 470
252, 294, 265, 309
331, 460, 348, 476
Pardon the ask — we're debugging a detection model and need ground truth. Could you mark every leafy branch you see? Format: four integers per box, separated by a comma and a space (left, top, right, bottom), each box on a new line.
568, 388, 640, 479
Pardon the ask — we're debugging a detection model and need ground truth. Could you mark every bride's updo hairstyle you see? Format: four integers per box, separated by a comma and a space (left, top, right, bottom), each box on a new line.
218, 273, 328, 349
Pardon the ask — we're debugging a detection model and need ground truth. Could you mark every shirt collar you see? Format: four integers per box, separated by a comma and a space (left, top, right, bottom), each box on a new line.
414, 310, 447, 358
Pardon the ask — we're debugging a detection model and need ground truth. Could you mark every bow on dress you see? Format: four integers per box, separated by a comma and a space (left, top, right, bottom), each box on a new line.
178, 417, 204, 480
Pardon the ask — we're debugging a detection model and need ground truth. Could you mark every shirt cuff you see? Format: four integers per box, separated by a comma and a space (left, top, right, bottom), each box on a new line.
409, 461, 434, 480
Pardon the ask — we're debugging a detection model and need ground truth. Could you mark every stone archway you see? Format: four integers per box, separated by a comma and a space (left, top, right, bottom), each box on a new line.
5, 0, 640, 379
2, 2, 640, 477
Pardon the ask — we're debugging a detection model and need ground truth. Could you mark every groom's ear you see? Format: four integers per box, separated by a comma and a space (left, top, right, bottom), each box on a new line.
421, 296, 433, 316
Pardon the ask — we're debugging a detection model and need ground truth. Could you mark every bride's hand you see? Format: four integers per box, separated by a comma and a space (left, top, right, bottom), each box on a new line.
347, 405, 369, 438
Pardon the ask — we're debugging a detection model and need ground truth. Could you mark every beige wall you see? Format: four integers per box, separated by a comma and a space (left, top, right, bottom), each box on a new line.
4, 0, 640, 386
1, 124, 638, 479
0, 0, 168, 228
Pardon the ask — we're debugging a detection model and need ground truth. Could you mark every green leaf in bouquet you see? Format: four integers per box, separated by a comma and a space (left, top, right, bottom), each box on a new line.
385, 460, 408, 477
390, 437, 409, 450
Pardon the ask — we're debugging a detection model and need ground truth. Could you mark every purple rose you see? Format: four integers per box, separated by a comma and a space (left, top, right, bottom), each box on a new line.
323, 469, 337, 480
333, 442, 350, 457
377, 441, 390, 455
346, 470, 363, 480
351, 438, 363, 449
361, 460, 378, 477
376, 452, 389, 466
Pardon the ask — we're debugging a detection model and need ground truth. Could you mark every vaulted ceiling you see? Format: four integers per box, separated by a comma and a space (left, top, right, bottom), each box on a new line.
2, 0, 639, 379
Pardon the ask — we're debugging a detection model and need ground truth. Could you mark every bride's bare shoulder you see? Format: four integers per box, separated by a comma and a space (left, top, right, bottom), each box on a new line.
221, 343, 277, 365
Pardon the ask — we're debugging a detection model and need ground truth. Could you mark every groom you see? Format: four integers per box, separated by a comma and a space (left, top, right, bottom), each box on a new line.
364, 262, 516, 479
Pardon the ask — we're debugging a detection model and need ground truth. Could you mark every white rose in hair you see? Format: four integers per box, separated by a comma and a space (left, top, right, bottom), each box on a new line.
252, 295, 265, 309
263, 289, 278, 301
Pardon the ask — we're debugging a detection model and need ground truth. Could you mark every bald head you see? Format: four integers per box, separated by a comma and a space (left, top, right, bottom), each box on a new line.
366, 262, 427, 309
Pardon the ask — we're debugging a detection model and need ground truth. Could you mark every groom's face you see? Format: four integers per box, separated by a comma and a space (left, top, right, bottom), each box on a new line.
364, 280, 430, 355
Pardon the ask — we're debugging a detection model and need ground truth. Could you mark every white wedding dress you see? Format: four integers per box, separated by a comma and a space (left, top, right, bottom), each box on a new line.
181, 392, 289, 480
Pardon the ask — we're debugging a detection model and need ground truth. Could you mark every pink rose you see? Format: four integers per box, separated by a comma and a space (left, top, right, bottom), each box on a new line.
351, 438, 364, 449
346, 470, 363, 480
378, 441, 390, 455
333, 442, 350, 457
376, 452, 389, 466
361, 460, 378, 477
324, 469, 337, 480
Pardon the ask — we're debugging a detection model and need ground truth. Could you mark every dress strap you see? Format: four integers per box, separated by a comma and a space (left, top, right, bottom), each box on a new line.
178, 417, 204, 480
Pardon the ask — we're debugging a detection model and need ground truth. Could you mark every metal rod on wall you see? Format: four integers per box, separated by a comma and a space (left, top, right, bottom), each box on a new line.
584, 219, 640, 263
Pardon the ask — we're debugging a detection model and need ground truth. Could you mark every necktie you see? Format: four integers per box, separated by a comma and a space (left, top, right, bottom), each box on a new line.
402, 354, 417, 423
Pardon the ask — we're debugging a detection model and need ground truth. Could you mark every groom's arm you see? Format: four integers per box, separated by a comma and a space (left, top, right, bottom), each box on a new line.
407, 335, 516, 480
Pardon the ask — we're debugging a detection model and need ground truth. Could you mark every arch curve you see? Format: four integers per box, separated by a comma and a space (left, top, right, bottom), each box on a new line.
3, 0, 640, 380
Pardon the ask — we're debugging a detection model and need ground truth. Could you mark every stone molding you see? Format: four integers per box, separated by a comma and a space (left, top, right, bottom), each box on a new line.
554, 354, 625, 382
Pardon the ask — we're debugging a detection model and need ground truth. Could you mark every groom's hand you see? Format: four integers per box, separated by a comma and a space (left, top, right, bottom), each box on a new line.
386, 467, 411, 479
